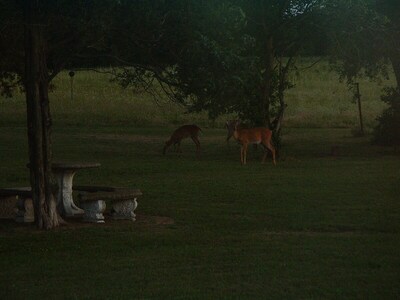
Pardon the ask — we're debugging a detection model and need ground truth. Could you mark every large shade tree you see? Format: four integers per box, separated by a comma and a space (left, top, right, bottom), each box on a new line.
114, 0, 325, 133
0, 0, 190, 229
327, 0, 399, 85
179, 0, 325, 127
231, 0, 325, 126
327, 0, 400, 145
0, 0, 109, 229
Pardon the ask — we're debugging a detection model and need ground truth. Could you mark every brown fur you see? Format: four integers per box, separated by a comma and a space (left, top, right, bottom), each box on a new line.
233, 126, 276, 165
163, 125, 202, 155
226, 120, 241, 143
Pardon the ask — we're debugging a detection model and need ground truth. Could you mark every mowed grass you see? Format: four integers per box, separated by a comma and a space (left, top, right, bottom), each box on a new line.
0, 125, 399, 299
0, 57, 399, 298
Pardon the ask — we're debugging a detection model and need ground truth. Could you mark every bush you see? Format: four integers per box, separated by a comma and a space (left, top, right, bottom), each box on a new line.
373, 88, 400, 146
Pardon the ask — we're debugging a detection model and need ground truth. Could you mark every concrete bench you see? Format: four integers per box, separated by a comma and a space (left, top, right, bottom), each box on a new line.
74, 186, 142, 223
0, 187, 34, 223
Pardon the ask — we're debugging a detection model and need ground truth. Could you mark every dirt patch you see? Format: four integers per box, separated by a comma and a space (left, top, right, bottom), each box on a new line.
62, 214, 175, 229
0, 214, 174, 233
79, 133, 162, 143
74, 133, 226, 144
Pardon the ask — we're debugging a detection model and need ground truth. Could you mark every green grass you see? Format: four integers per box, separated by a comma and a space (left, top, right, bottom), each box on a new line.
0, 125, 399, 299
0, 58, 398, 298
0, 58, 396, 129
285, 58, 394, 128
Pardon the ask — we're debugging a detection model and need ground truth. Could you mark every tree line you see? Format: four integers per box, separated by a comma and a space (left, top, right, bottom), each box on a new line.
0, 0, 399, 229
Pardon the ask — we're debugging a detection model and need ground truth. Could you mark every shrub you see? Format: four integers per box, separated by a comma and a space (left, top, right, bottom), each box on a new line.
373, 87, 400, 146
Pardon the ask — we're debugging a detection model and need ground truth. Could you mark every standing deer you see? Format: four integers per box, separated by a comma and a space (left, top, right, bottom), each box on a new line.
233, 124, 276, 165
163, 125, 202, 155
227, 119, 259, 152
226, 120, 241, 143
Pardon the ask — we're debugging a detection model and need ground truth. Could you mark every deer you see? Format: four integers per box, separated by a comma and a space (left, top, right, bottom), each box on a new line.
226, 119, 241, 143
226, 119, 259, 152
232, 124, 276, 165
163, 124, 202, 155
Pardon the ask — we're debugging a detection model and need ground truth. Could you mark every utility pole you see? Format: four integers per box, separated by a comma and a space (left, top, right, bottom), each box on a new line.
354, 82, 364, 136
69, 70, 75, 101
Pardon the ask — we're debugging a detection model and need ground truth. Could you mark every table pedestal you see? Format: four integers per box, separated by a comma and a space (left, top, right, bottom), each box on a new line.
54, 169, 84, 217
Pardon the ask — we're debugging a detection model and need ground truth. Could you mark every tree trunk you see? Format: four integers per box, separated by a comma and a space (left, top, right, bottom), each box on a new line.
24, 0, 59, 229
389, 29, 400, 89
390, 55, 400, 89
260, 35, 274, 127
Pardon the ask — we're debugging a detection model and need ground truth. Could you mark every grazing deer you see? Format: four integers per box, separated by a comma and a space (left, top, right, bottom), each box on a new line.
233, 124, 276, 165
163, 125, 202, 155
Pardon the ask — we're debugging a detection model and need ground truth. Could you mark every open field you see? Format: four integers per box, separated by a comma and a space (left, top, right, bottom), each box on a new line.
0, 124, 399, 298
0, 58, 396, 129
0, 58, 399, 298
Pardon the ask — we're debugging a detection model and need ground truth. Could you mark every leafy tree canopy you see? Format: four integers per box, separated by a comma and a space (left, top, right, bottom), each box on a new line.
326, 0, 400, 146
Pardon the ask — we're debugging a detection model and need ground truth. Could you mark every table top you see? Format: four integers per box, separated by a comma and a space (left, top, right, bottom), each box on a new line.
0, 187, 32, 197
27, 162, 101, 169
51, 162, 101, 170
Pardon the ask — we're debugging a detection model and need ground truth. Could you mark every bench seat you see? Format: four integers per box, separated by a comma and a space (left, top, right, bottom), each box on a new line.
0, 187, 34, 223
75, 187, 142, 223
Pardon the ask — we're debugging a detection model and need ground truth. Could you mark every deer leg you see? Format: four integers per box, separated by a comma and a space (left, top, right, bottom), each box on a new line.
244, 144, 248, 164
261, 145, 268, 164
163, 141, 171, 155
226, 133, 232, 144
191, 136, 201, 153
264, 141, 276, 165
240, 145, 247, 165
176, 141, 182, 153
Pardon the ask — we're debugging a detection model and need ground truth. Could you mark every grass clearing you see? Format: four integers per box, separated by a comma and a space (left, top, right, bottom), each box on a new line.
0, 58, 399, 298
0, 58, 396, 129
0, 125, 399, 298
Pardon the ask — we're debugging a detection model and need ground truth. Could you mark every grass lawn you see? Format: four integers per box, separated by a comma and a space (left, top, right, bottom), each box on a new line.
0, 125, 399, 299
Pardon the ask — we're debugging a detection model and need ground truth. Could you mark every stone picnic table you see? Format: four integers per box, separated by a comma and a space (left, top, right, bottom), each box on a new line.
51, 162, 101, 217
0, 187, 33, 222
2, 162, 143, 223
25, 161, 102, 217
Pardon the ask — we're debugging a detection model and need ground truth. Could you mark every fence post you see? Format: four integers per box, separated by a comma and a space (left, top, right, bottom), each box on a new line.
69, 70, 75, 101
354, 82, 364, 136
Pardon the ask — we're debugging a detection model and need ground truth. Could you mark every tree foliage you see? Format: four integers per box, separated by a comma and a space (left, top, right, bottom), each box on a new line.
0, 0, 22, 96
107, 2, 253, 119
326, 0, 400, 145
0, 0, 118, 229
326, 0, 390, 83
373, 87, 400, 146
111, 0, 325, 127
